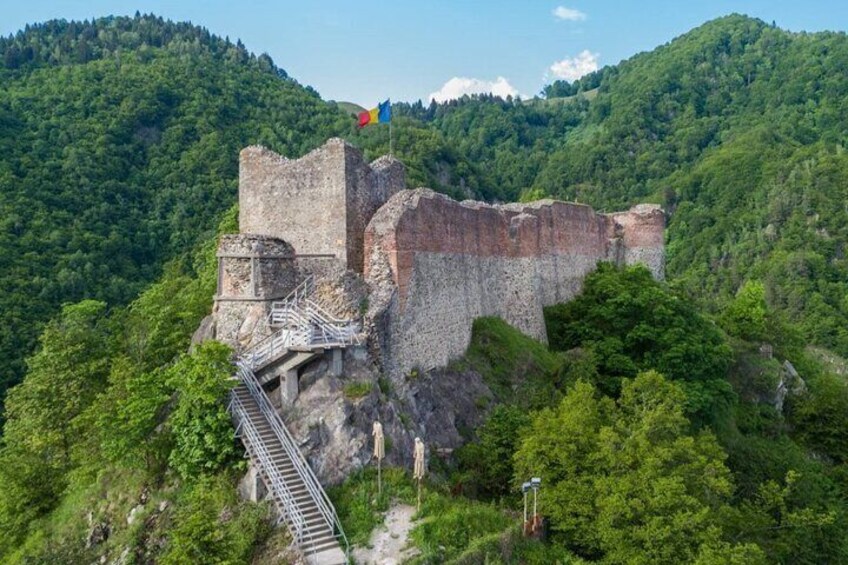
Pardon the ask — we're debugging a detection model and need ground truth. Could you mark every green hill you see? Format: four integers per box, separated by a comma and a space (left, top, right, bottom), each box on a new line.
334, 101, 366, 116
0, 15, 480, 409
5, 12, 848, 564
414, 14, 848, 358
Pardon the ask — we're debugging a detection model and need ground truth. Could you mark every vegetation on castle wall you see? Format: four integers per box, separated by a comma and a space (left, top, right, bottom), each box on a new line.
458, 316, 564, 408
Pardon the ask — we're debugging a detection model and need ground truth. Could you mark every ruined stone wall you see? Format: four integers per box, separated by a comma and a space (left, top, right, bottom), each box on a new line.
345, 153, 406, 275
364, 189, 665, 378
238, 138, 404, 273
611, 203, 666, 279
239, 142, 347, 263
214, 234, 297, 351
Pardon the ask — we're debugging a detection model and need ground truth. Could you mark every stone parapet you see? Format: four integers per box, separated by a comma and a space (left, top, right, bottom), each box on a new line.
214, 234, 298, 351
216, 234, 296, 300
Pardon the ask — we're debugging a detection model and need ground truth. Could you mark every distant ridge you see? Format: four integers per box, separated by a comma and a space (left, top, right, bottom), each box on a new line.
334, 101, 366, 116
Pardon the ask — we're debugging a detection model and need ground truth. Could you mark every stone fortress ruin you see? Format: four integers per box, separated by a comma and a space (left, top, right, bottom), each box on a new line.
213, 137, 664, 382
210, 138, 664, 562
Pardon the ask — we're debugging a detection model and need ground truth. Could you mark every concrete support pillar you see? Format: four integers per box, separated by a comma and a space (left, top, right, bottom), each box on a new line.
238, 463, 267, 502
329, 348, 343, 377
281, 368, 299, 405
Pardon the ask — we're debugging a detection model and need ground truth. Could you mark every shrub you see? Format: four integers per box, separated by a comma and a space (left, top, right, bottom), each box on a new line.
343, 381, 373, 399
166, 342, 238, 479
545, 263, 734, 421
161, 473, 271, 564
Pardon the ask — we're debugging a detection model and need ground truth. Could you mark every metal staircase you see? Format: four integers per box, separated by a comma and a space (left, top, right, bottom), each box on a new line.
243, 276, 360, 372
230, 362, 349, 564
228, 276, 360, 564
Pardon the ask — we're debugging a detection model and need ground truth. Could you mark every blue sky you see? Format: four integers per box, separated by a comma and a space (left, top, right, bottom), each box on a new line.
3, 1, 847, 105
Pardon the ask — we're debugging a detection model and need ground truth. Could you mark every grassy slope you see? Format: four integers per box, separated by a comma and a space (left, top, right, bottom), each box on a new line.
454, 317, 563, 407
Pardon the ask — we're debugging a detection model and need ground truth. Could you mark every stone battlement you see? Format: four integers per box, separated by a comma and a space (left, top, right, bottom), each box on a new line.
363, 188, 664, 377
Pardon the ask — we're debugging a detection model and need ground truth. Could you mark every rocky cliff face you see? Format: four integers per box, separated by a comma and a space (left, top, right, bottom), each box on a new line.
272, 345, 492, 485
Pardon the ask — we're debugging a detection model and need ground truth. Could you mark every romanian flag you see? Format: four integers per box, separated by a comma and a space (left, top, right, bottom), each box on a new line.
358, 100, 391, 128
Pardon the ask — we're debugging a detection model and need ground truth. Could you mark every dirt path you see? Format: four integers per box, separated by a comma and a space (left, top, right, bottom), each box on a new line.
351, 503, 419, 565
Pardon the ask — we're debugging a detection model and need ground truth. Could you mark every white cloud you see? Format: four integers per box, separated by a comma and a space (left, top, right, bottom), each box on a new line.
549, 50, 599, 82
552, 6, 587, 21
428, 76, 520, 103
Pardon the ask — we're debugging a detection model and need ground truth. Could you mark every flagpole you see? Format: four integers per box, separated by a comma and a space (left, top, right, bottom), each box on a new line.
389, 113, 393, 156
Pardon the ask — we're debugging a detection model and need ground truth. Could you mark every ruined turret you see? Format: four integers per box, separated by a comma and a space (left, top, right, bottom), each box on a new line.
238, 138, 405, 275
213, 234, 296, 350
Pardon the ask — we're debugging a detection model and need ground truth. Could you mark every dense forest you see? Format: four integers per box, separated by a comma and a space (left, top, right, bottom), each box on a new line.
0, 14, 474, 410
3, 11, 848, 564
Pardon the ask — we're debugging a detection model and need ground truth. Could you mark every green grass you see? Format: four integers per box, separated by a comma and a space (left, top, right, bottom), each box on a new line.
327, 467, 415, 546
329, 466, 577, 563
533, 87, 600, 106
334, 101, 367, 116
408, 495, 512, 563
457, 317, 563, 406
343, 381, 374, 399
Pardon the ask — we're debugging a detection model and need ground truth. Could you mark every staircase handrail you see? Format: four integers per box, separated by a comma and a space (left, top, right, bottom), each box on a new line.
244, 327, 312, 371
229, 392, 310, 545
252, 303, 358, 373
236, 361, 350, 557
271, 301, 359, 342
286, 275, 315, 305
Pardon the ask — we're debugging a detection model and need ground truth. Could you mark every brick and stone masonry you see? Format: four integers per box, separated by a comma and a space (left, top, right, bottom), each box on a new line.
364, 189, 665, 379
218, 138, 664, 380
213, 234, 297, 351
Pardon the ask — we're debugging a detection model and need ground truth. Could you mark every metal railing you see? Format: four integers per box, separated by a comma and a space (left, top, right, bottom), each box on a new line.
277, 276, 315, 312
244, 327, 310, 371
235, 361, 350, 557
243, 276, 360, 371
229, 392, 309, 543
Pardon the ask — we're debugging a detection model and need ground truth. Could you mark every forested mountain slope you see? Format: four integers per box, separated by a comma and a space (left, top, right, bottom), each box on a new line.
5, 13, 847, 414
411, 14, 848, 358
0, 14, 473, 408
4, 12, 848, 564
